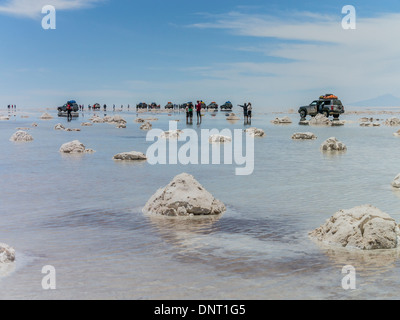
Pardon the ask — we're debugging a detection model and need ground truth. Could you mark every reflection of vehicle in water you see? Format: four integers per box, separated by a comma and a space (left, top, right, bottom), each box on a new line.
207, 102, 218, 110
149, 102, 160, 110
136, 102, 148, 110
298, 94, 345, 120
165, 102, 174, 109
93, 103, 101, 110
220, 101, 233, 111
58, 100, 79, 112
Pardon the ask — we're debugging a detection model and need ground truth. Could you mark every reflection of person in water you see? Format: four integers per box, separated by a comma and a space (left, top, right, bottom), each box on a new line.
247, 103, 252, 123
67, 103, 72, 121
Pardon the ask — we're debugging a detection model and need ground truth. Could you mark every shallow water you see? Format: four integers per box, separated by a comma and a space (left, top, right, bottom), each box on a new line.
1, 108, 400, 299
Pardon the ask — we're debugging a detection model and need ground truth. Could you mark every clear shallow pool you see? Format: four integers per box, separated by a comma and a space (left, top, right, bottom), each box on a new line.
1, 108, 400, 299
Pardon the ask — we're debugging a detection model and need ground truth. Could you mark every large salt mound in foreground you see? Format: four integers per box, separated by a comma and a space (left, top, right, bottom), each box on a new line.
143, 173, 226, 217
309, 205, 400, 250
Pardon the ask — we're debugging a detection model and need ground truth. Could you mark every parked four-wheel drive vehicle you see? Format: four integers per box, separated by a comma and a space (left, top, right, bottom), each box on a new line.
298, 94, 345, 119
207, 102, 218, 110
165, 102, 174, 109
58, 100, 79, 112
220, 101, 233, 111
137, 102, 148, 109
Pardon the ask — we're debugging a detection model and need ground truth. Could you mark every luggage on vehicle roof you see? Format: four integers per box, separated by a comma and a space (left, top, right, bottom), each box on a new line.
320, 94, 338, 100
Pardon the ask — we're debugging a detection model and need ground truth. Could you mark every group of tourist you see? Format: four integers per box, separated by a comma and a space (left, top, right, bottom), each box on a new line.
185, 101, 253, 124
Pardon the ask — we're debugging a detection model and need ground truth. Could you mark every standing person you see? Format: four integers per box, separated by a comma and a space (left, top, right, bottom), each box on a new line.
188, 102, 194, 124
239, 103, 249, 123
7, 105, 10, 110
67, 103, 72, 121
104, 104, 107, 112
196, 101, 202, 124
113, 104, 116, 112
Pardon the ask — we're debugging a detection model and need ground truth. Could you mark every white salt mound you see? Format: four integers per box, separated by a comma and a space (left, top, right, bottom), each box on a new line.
209, 134, 232, 143
0, 243, 15, 263
140, 122, 152, 131
309, 114, 330, 126
272, 116, 292, 124
160, 130, 183, 140
291, 132, 317, 140
384, 118, 400, 126
10, 131, 33, 142
104, 115, 127, 125
392, 174, 400, 188
320, 137, 347, 151
40, 113, 53, 120
143, 173, 226, 217
244, 127, 265, 137
59, 140, 94, 154
91, 116, 104, 123
55, 123, 66, 131
360, 122, 380, 127
113, 151, 147, 161
309, 205, 400, 250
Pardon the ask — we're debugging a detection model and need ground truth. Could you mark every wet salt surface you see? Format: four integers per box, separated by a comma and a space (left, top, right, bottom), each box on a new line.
1, 109, 400, 299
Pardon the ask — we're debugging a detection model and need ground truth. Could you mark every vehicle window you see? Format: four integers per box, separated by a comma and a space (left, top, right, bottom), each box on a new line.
310, 101, 317, 106
334, 100, 343, 106
324, 101, 330, 105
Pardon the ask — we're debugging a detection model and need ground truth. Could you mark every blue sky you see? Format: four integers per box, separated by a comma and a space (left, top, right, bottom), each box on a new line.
1, 0, 400, 110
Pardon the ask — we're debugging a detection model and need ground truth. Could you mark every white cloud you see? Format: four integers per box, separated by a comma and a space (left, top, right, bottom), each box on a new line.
0, 0, 104, 18
187, 11, 400, 108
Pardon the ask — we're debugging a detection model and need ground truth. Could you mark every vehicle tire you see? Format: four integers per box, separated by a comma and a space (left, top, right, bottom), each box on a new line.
300, 110, 306, 119
333, 114, 340, 119
323, 110, 329, 118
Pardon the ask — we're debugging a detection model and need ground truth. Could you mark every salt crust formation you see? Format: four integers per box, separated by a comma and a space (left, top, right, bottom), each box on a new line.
320, 137, 347, 151
310, 205, 400, 250
143, 173, 226, 217
113, 151, 147, 161
9, 131, 33, 142
59, 140, 95, 154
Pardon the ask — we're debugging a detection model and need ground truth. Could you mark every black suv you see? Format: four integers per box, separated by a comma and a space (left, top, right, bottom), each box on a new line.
298, 95, 345, 119
58, 101, 79, 112
207, 102, 219, 110
220, 101, 233, 111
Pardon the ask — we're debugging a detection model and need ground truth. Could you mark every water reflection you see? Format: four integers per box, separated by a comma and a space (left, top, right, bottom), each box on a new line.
0, 262, 16, 279
311, 240, 399, 276
146, 213, 223, 239
391, 188, 400, 200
